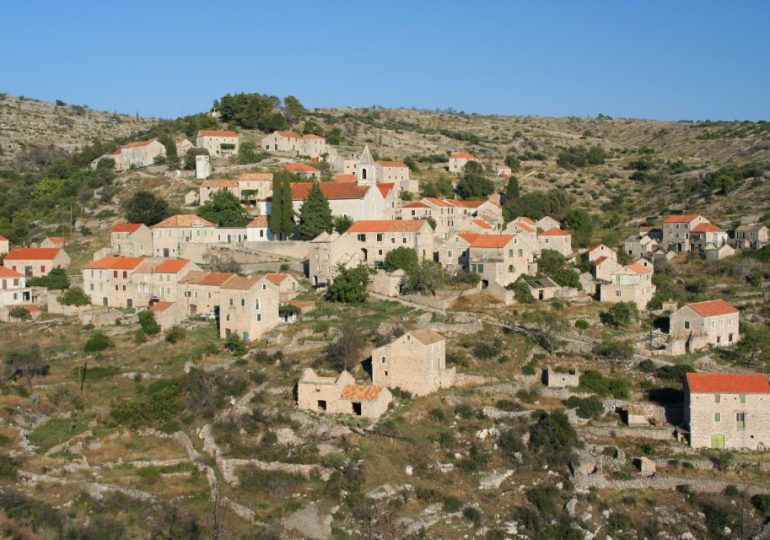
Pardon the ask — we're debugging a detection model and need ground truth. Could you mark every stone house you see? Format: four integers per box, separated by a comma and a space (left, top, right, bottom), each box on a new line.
623, 233, 658, 260
371, 328, 455, 396
582, 243, 617, 264
536, 216, 561, 232
196, 130, 239, 157
176, 138, 194, 157
40, 237, 68, 249
367, 269, 405, 297
538, 228, 573, 257
284, 163, 321, 180
265, 273, 300, 301
149, 301, 184, 330
436, 232, 474, 271
308, 231, 363, 286
0, 267, 31, 308
377, 160, 415, 192
599, 261, 655, 310
0, 235, 8, 255
82, 256, 146, 308
705, 243, 736, 261
661, 214, 710, 252
669, 299, 740, 354
111, 223, 153, 256
448, 152, 477, 174
3, 248, 71, 277
467, 233, 534, 287
133, 258, 200, 304
591, 255, 623, 282
290, 182, 389, 222
684, 372, 770, 449
178, 270, 235, 318
734, 223, 769, 250
261, 131, 327, 158
474, 200, 504, 228
297, 368, 392, 419
545, 366, 579, 388
96, 139, 166, 172
199, 179, 241, 205
246, 216, 274, 241
151, 214, 216, 258
218, 275, 280, 342
690, 223, 728, 250
527, 277, 562, 301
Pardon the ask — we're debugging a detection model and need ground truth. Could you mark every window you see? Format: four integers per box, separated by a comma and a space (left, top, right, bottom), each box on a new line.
381, 357, 386, 363
736, 412, 745, 429
402, 238, 407, 244
376, 233, 383, 242
714, 394, 720, 403
714, 412, 720, 422
448, 250, 453, 258
740, 394, 746, 404
255, 299, 260, 310
257, 314, 261, 321
357, 234, 366, 242
241, 299, 245, 307
684, 320, 690, 330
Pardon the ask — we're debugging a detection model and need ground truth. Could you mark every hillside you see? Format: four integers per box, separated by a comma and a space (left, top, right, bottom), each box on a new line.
0, 94, 159, 169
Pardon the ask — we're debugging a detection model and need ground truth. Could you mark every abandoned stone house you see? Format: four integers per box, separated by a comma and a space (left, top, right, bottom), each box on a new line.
175, 138, 194, 156
527, 277, 562, 301
582, 243, 617, 264
178, 271, 236, 318
466, 233, 535, 287
684, 372, 770, 450
661, 214, 710, 252
3, 247, 71, 278
0, 235, 9, 256
448, 151, 478, 174
218, 275, 280, 342
264, 273, 299, 301
689, 222, 728, 250
623, 233, 658, 260
669, 299, 740, 354
535, 216, 561, 232
93, 139, 166, 172
149, 301, 184, 330
284, 162, 321, 180
591, 255, 623, 283
196, 130, 239, 157
734, 222, 769, 250
599, 261, 655, 310
0, 267, 31, 308
545, 366, 580, 388
40, 236, 68, 249
370, 328, 455, 396
297, 368, 392, 419
111, 223, 153, 257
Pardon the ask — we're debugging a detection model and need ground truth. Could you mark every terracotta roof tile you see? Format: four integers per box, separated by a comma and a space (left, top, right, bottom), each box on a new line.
201, 179, 239, 188
691, 223, 724, 233
111, 223, 144, 233
585, 243, 606, 254
180, 271, 236, 286
84, 256, 145, 270
285, 163, 318, 173
663, 214, 701, 224
156, 259, 191, 273
198, 130, 238, 138
239, 172, 272, 181
151, 301, 174, 312
377, 183, 395, 198
472, 219, 493, 230
626, 262, 652, 274
340, 384, 385, 401
22, 304, 39, 313
446, 199, 483, 208
347, 220, 427, 233
450, 152, 477, 160
686, 373, 770, 394
540, 228, 571, 237
378, 160, 408, 168
290, 182, 368, 201
153, 214, 215, 228
0, 267, 24, 278
423, 197, 453, 208
123, 139, 156, 148
221, 275, 261, 290
0, 235, 7, 241
5, 248, 63, 261
276, 130, 301, 138
404, 202, 429, 209
247, 216, 269, 227
265, 273, 289, 285
332, 174, 357, 182
467, 234, 515, 248
687, 299, 739, 317
302, 133, 324, 140
593, 255, 609, 266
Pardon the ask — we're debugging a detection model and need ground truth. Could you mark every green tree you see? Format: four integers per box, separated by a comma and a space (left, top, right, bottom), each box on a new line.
238, 141, 266, 164
529, 411, 580, 467
405, 260, 447, 296
326, 264, 370, 303
197, 189, 250, 227
539, 249, 565, 276
270, 177, 284, 237
84, 331, 112, 353
58, 287, 89, 306
325, 322, 367, 371
280, 178, 295, 237
505, 176, 519, 200
333, 215, 354, 234
124, 190, 171, 225
601, 302, 639, 328
562, 209, 594, 247
158, 134, 178, 168
553, 269, 581, 289
8, 306, 31, 321
299, 183, 333, 239
28, 267, 70, 290
183, 148, 209, 170
504, 154, 521, 172
138, 310, 161, 335
384, 246, 418, 272
456, 162, 494, 200
593, 335, 635, 361
283, 95, 307, 127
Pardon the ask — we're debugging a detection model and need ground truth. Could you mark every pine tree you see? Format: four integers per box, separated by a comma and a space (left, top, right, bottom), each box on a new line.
299, 183, 333, 239
269, 177, 284, 237
280, 178, 295, 237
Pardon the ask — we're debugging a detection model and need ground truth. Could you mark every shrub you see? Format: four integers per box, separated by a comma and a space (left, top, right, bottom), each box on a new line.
28, 267, 70, 290
528, 411, 581, 466
224, 334, 247, 356
165, 326, 186, 343
638, 359, 656, 372
526, 485, 560, 515
565, 396, 603, 419
578, 370, 629, 398
443, 496, 463, 513
751, 494, 770, 514
574, 319, 589, 330
58, 287, 90, 306
462, 506, 482, 528
138, 310, 161, 335
473, 339, 502, 359
84, 331, 112, 353
8, 306, 31, 321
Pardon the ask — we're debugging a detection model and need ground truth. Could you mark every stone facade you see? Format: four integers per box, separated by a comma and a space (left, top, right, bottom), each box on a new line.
0, 267, 31, 308
218, 275, 280, 342
734, 223, 769, 250
370, 328, 455, 396
297, 369, 391, 419
538, 228, 572, 257
669, 299, 740, 354
448, 152, 477, 174
111, 223, 153, 257
151, 214, 216, 258
196, 130, 239, 157
0, 235, 9, 256
599, 261, 655, 310
261, 131, 327, 158
545, 366, 579, 388
661, 214, 709, 252
3, 248, 71, 277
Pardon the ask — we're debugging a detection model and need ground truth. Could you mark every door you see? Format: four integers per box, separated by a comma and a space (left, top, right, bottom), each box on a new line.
127, 299, 133, 308
317, 400, 327, 411
710, 434, 725, 449
163, 248, 170, 257
242, 332, 249, 342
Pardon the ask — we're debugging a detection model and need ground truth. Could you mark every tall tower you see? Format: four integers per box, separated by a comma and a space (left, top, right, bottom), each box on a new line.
356, 145, 377, 186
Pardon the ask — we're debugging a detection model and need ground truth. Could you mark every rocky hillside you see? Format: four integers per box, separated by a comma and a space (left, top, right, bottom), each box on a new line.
0, 94, 159, 169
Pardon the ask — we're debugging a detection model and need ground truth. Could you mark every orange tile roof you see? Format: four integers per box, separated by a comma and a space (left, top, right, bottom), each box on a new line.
202, 179, 239, 188
285, 163, 318, 173
247, 216, 269, 227
180, 271, 236, 286
156, 259, 191, 273
686, 373, 770, 394
404, 202, 430, 209
340, 384, 385, 401
593, 255, 609, 266
514, 222, 535, 233
691, 223, 724, 233
663, 214, 700, 224
151, 301, 174, 312
332, 174, 357, 182
276, 130, 301, 138
198, 130, 237, 138
626, 262, 652, 274
446, 199, 483, 208
377, 183, 395, 198
423, 197, 454, 208
472, 219, 493, 230
290, 182, 368, 201
458, 232, 482, 244
45, 236, 68, 245
239, 172, 272, 181
516, 216, 536, 225
687, 299, 739, 318
84, 256, 145, 270
283, 300, 315, 310
467, 234, 515, 248
4, 247, 62, 261
111, 223, 144, 233
378, 160, 408, 168
302, 133, 324, 140
123, 139, 156, 148
265, 273, 289, 285
22, 304, 39, 313
0, 235, 7, 241
450, 152, 477, 160
347, 220, 427, 233
0, 267, 24, 278
222, 275, 261, 290
153, 214, 215, 228
585, 243, 606, 254
540, 228, 571, 237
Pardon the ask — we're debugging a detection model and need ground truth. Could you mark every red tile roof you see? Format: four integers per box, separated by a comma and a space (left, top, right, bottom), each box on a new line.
378, 160, 408, 168
283, 300, 315, 311
686, 373, 770, 394
151, 301, 174, 312
377, 183, 395, 198
332, 174, 357, 183
687, 299, 739, 318
691, 223, 724, 233
111, 223, 144, 233
626, 262, 652, 274
0, 235, 7, 241
0, 267, 24, 278
265, 273, 289, 285
423, 197, 453, 208
447, 199, 483, 208
22, 304, 39, 313
285, 163, 318, 173
663, 214, 701, 224
467, 234, 515, 248
472, 219, 493, 230
198, 130, 238, 138
340, 384, 385, 401
302, 133, 324, 140
153, 214, 215, 228
450, 152, 477, 160
540, 228, 571, 237
593, 255, 609, 266
458, 232, 482, 244
347, 220, 427, 233
5, 248, 62, 261
84, 256, 145, 270
239, 172, 272, 181
404, 202, 429, 209
180, 271, 236, 286
585, 243, 606, 254
247, 216, 269, 227
221, 275, 261, 290
276, 130, 301, 138
123, 139, 156, 148
156, 259, 191, 273
202, 179, 239, 188
290, 182, 368, 201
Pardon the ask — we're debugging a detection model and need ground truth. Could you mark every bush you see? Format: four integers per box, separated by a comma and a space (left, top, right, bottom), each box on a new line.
751, 494, 770, 514
508, 279, 534, 303
224, 334, 247, 356
638, 359, 656, 372
384, 246, 418, 272
655, 363, 694, 380
526, 485, 560, 515
28, 267, 70, 290
593, 336, 634, 361
8, 306, 31, 320
462, 506, 482, 528
601, 302, 639, 327
574, 319, 589, 330
326, 264, 369, 303
528, 411, 580, 466
165, 326, 186, 343
473, 339, 502, 359
578, 370, 629, 398
58, 287, 90, 306
565, 396, 603, 419
84, 331, 112, 353
138, 310, 161, 335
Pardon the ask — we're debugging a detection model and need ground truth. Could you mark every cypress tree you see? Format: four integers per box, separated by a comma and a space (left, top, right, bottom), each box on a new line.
270, 177, 284, 237
299, 183, 333, 239
280, 178, 295, 237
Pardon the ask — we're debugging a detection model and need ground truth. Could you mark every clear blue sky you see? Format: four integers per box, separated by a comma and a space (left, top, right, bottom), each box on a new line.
3, 1, 768, 121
